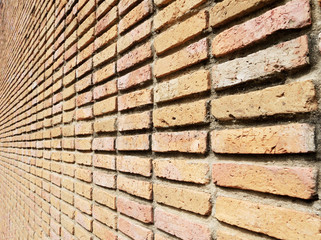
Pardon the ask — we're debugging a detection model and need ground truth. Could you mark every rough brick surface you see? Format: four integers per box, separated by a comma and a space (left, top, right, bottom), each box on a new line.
212, 123, 315, 154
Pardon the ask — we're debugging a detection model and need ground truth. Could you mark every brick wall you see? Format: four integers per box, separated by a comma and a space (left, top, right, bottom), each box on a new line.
0, 0, 320, 239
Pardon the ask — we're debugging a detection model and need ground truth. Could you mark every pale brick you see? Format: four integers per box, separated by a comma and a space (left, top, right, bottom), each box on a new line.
93, 221, 117, 240
75, 138, 92, 151
154, 184, 211, 215
210, 0, 277, 27
76, 153, 92, 166
154, 159, 209, 184
75, 182, 92, 199
92, 137, 115, 151
153, 100, 207, 128
93, 43, 117, 67
117, 175, 152, 199
117, 42, 152, 72
211, 123, 315, 154
155, 208, 211, 240
75, 197, 92, 215
93, 205, 117, 229
118, 0, 152, 34
154, 11, 208, 55
213, 163, 317, 199
118, 65, 152, 91
118, 216, 153, 240
75, 122, 93, 136
93, 80, 117, 100
93, 188, 116, 209
117, 196, 153, 223
93, 63, 116, 84
116, 134, 150, 151
75, 168, 93, 183
117, 155, 151, 177
118, 111, 151, 131
95, 6, 118, 36
152, 131, 207, 154
154, 0, 206, 30
74, 225, 92, 240
212, 0, 311, 57
97, 0, 118, 19
118, 0, 140, 16
93, 96, 117, 116
154, 38, 208, 78
93, 171, 116, 189
118, 88, 152, 111
212, 81, 317, 120
76, 107, 93, 120
94, 117, 117, 133
216, 197, 321, 240
94, 25, 118, 51
118, 19, 152, 53
93, 154, 116, 170
212, 36, 309, 90
154, 70, 210, 103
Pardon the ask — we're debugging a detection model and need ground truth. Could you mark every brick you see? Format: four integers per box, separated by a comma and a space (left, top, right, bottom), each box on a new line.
78, 13, 95, 38
93, 43, 117, 67
93, 205, 117, 229
210, 0, 276, 27
117, 175, 152, 200
97, 0, 118, 19
154, 159, 209, 184
74, 225, 92, 240
75, 168, 92, 183
93, 96, 117, 116
154, 38, 208, 78
93, 188, 116, 209
212, 81, 317, 120
75, 123, 93, 136
216, 197, 321, 240
94, 117, 117, 133
93, 62, 116, 84
116, 134, 150, 151
117, 42, 152, 72
95, 6, 118, 36
152, 131, 207, 154
78, 27, 95, 50
154, 0, 174, 7
213, 163, 317, 199
118, 216, 153, 240
93, 80, 117, 100
212, 0, 311, 57
154, 184, 211, 215
153, 100, 207, 128
155, 208, 211, 240
117, 155, 151, 177
154, 0, 206, 30
155, 11, 208, 55
92, 137, 115, 151
118, 65, 152, 91
93, 154, 116, 170
76, 107, 93, 120
78, 0, 95, 23
75, 182, 92, 199
75, 197, 92, 215
118, 0, 140, 16
77, 43, 94, 65
76, 75, 92, 92
212, 36, 309, 90
93, 171, 116, 188
211, 123, 315, 154
216, 227, 267, 240
119, 0, 152, 34
155, 70, 210, 103
77, 59, 92, 78
117, 196, 153, 223
93, 221, 117, 240
76, 91, 92, 108
94, 25, 118, 51
118, 19, 152, 53
118, 88, 152, 111
118, 111, 151, 131
76, 153, 92, 166
75, 138, 92, 151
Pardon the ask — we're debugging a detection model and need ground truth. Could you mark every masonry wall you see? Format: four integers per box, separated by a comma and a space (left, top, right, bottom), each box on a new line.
0, 0, 321, 239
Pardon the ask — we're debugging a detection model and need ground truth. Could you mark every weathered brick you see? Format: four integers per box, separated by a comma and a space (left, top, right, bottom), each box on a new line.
76, 91, 93, 107
118, 19, 152, 53
154, 38, 208, 78
212, 123, 315, 154
76, 75, 92, 92
75, 182, 92, 199
118, 0, 140, 16
93, 205, 117, 229
117, 196, 153, 223
119, 0, 152, 34
75, 168, 93, 183
94, 117, 117, 133
216, 197, 321, 240
93, 171, 116, 189
154, 11, 208, 55
93, 188, 116, 209
155, 208, 211, 240
152, 131, 207, 154
95, 6, 118, 36
117, 175, 152, 199
76, 107, 93, 120
154, 0, 206, 30
94, 25, 118, 51
93, 96, 117, 116
76, 153, 92, 166
154, 184, 211, 215
93, 62, 116, 84
92, 137, 115, 151
97, 0, 117, 19
75, 138, 92, 151
118, 217, 153, 240
117, 155, 151, 177
213, 163, 317, 199
74, 225, 92, 240
118, 111, 151, 131
118, 65, 152, 91
212, 81, 317, 120
212, 36, 309, 90
154, 70, 210, 103
212, 0, 311, 57
153, 100, 207, 128
93, 43, 117, 67
117, 42, 152, 72
93, 221, 117, 240
118, 88, 153, 111
75, 197, 92, 215
210, 0, 277, 27
116, 134, 150, 151
93, 154, 116, 170
154, 159, 209, 184
93, 79, 117, 100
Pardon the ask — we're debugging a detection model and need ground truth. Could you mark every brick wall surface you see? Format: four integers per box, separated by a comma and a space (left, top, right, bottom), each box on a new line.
0, 0, 320, 239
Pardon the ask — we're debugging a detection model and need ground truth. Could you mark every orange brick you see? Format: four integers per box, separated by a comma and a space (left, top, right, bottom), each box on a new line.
117, 175, 152, 200
117, 155, 151, 177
